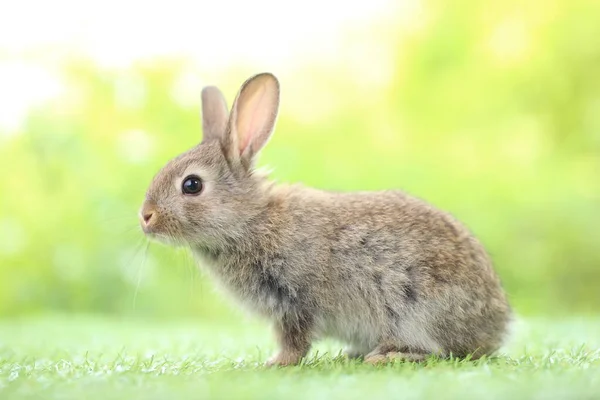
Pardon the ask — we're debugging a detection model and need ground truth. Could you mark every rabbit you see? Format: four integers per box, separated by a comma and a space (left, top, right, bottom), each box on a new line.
139, 72, 513, 367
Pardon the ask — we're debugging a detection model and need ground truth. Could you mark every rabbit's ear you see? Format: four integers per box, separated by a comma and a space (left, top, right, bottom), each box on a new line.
201, 86, 229, 143
225, 73, 280, 168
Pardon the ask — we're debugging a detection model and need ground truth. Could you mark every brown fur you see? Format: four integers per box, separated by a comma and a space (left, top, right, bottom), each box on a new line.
139, 73, 513, 366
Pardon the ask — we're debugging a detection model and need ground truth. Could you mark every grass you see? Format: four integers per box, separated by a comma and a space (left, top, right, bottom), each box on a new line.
0, 315, 599, 399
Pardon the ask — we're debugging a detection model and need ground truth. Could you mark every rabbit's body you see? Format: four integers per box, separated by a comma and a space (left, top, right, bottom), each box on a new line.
140, 73, 512, 366
192, 184, 510, 360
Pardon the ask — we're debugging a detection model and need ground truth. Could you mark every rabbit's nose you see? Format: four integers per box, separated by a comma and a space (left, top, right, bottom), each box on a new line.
139, 200, 157, 230
142, 211, 154, 224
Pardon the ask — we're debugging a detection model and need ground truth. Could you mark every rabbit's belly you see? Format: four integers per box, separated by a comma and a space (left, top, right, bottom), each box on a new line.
315, 310, 443, 354
314, 313, 381, 350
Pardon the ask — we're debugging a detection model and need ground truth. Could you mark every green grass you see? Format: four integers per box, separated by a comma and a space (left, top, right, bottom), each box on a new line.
1, 316, 599, 400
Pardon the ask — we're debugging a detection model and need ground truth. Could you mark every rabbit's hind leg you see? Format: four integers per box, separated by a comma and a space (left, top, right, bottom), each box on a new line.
343, 344, 371, 360
364, 343, 429, 364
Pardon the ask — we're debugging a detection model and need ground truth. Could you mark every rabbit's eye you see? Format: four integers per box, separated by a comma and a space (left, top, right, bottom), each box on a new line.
182, 175, 203, 195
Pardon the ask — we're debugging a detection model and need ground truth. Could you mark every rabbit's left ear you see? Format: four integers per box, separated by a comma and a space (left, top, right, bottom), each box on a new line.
224, 72, 280, 168
201, 86, 229, 143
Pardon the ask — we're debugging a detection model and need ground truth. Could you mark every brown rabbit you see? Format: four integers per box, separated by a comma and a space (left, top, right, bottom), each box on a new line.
139, 72, 512, 366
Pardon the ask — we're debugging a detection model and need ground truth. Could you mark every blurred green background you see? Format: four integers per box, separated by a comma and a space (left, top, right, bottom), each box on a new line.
0, 0, 598, 321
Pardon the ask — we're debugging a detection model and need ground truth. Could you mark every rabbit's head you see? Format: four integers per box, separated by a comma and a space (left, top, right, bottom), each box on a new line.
139, 73, 280, 248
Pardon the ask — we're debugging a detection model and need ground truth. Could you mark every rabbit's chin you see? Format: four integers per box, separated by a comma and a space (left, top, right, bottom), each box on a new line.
144, 231, 188, 248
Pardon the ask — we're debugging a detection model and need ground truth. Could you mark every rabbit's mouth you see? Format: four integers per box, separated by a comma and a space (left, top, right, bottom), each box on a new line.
138, 205, 187, 247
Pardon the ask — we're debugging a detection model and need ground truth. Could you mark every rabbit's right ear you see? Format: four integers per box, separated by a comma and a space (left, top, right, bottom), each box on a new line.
223, 73, 280, 170
201, 86, 229, 143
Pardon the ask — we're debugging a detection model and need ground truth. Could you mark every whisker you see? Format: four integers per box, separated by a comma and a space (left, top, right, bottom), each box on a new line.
121, 224, 143, 235
98, 216, 142, 239
183, 247, 200, 301
123, 236, 146, 269
132, 240, 151, 310
99, 214, 138, 223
